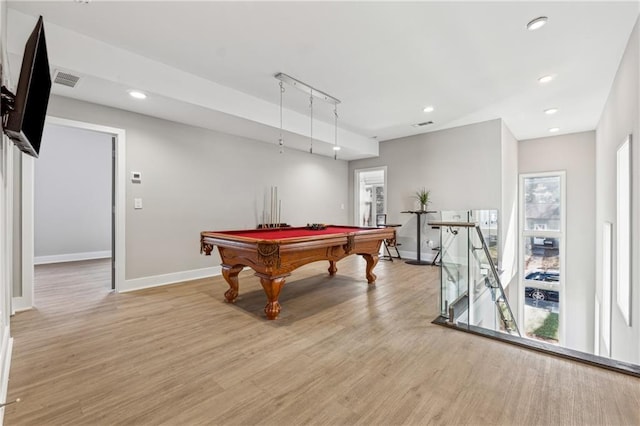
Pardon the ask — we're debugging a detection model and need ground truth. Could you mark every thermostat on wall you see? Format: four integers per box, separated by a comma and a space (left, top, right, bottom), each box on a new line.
131, 171, 141, 183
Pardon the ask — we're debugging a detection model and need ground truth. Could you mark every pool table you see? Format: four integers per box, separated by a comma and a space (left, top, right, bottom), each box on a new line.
200, 225, 395, 319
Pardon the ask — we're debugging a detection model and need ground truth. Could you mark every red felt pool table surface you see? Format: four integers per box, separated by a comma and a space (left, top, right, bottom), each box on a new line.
203, 226, 378, 241
200, 225, 395, 320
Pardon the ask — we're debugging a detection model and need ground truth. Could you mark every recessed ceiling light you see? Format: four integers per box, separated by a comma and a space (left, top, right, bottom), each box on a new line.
128, 90, 147, 99
549, 127, 560, 133
333, 146, 341, 151
538, 75, 554, 84
527, 16, 548, 31
423, 106, 434, 113
544, 108, 558, 115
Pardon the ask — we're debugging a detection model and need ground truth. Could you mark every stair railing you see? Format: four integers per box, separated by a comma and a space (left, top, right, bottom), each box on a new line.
472, 224, 520, 336
430, 220, 520, 337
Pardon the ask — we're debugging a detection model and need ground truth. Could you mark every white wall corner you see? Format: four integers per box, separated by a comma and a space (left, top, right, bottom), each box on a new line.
10, 297, 31, 313
500, 120, 519, 287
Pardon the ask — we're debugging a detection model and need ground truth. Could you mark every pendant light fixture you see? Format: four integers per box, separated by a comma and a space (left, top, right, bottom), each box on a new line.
274, 73, 341, 157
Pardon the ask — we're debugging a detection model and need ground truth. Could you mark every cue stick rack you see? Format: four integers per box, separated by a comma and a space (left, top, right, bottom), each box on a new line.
259, 185, 290, 229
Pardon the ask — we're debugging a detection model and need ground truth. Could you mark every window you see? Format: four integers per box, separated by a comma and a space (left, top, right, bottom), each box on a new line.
520, 172, 565, 344
616, 136, 631, 325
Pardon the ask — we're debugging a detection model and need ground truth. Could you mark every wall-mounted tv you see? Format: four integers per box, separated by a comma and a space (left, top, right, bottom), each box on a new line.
2, 16, 51, 158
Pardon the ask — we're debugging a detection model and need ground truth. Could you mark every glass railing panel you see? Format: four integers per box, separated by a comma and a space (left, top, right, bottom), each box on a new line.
468, 227, 494, 329
467, 225, 519, 335
470, 209, 499, 266
438, 215, 470, 328
440, 210, 469, 223
439, 226, 467, 314
441, 261, 468, 321
436, 210, 518, 335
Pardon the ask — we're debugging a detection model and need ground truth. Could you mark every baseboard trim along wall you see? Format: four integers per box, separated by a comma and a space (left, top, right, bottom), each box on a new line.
397, 250, 437, 263
121, 266, 222, 293
34, 250, 112, 265
11, 297, 31, 313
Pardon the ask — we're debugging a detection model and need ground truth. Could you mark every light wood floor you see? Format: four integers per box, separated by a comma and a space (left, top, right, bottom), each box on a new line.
5, 257, 640, 425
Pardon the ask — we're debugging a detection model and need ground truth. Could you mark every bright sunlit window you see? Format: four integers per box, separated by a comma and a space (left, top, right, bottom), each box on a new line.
520, 172, 565, 345
616, 136, 631, 325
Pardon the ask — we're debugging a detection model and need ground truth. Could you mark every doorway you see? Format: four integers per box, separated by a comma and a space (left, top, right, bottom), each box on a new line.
15, 117, 125, 311
354, 167, 386, 227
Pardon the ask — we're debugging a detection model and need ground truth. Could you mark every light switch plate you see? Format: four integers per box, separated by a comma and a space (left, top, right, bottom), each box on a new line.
131, 171, 142, 183
134, 198, 142, 209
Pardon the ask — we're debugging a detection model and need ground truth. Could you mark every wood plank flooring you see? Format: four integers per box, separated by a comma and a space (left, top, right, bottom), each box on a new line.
5, 257, 640, 425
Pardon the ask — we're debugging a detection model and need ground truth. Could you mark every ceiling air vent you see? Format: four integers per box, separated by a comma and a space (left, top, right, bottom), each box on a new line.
53, 70, 80, 88
412, 121, 434, 128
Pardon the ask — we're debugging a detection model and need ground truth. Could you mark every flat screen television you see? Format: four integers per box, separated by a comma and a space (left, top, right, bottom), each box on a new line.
3, 16, 51, 158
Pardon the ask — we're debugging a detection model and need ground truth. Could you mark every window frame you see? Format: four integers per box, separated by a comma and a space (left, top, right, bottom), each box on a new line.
519, 171, 566, 344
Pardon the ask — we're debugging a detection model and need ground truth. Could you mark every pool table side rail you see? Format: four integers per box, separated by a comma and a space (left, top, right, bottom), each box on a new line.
200, 227, 396, 272
200, 226, 393, 246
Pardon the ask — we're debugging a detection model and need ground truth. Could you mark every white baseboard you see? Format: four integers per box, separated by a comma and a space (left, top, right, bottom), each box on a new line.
121, 266, 222, 293
11, 297, 31, 313
0, 325, 13, 425
34, 250, 112, 265
397, 250, 437, 263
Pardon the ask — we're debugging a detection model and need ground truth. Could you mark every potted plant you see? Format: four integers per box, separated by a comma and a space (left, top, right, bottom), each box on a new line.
414, 188, 431, 211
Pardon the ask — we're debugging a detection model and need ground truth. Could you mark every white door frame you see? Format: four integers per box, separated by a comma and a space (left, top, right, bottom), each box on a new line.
353, 166, 387, 226
2, 137, 14, 323
13, 116, 126, 311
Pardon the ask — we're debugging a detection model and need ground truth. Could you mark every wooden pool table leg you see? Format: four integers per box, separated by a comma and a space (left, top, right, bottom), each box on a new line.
258, 275, 286, 320
328, 261, 337, 276
221, 264, 243, 302
362, 254, 379, 283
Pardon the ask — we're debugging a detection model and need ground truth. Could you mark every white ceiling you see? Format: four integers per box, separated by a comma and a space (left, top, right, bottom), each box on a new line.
5, 1, 640, 160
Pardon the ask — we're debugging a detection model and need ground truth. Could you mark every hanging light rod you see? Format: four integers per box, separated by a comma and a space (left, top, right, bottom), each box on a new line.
274, 73, 341, 105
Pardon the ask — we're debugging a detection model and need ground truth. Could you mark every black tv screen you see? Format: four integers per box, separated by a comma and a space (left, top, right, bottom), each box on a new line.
4, 16, 51, 158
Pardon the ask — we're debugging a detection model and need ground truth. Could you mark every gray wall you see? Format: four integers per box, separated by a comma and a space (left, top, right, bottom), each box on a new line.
519, 131, 596, 353
595, 17, 639, 364
349, 119, 503, 261
46, 95, 349, 280
34, 124, 112, 259
500, 122, 519, 289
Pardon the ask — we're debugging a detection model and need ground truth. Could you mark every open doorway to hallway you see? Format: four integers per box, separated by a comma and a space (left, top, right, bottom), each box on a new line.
354, 167, 386, 227
33, 123, 114, 301
14, 117, 126, 311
